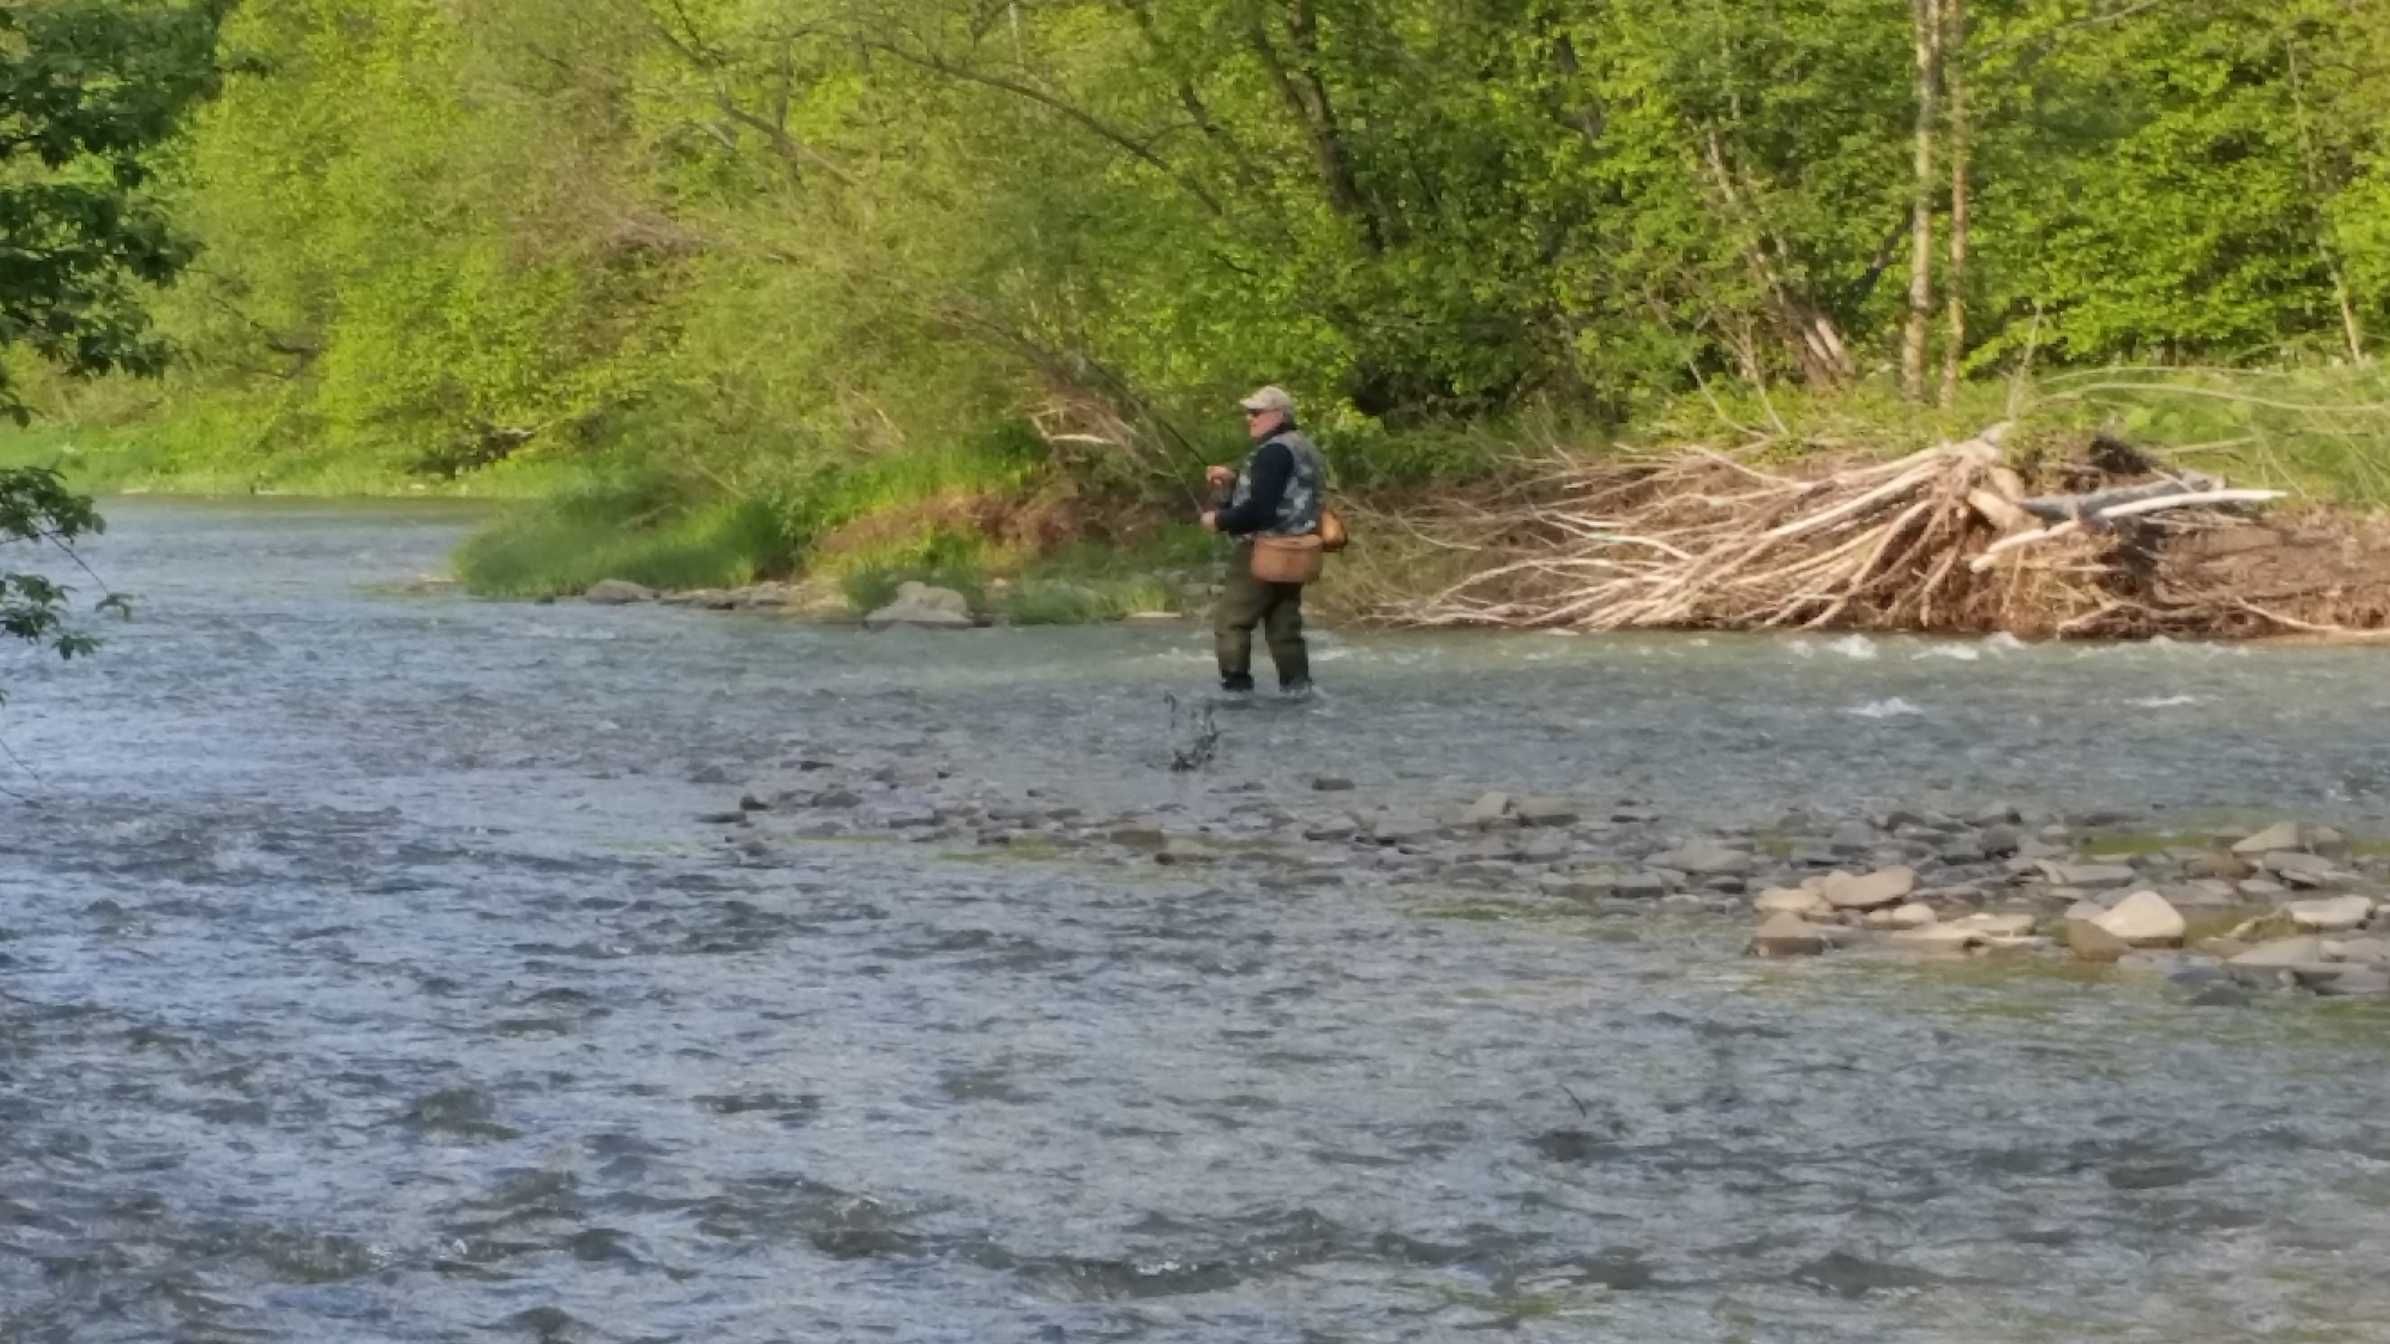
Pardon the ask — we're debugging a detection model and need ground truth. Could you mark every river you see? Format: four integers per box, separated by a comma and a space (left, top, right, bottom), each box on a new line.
4, 500, 2389, 1342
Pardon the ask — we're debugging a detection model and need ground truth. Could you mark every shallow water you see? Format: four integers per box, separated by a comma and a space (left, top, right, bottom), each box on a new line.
4, 500, 2390, 1342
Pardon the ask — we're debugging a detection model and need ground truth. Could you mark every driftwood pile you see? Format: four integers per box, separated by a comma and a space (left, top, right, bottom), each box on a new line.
1383, 424, 2376, 638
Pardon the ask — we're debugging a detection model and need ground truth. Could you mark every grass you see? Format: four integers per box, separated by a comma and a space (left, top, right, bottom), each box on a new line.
1640, 360, 2390, 511
455, 478, 795, 597
831, 524, 1213, 621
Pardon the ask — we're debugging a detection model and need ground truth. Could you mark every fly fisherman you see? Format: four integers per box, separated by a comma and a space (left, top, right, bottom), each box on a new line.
1199, 385, 1326, 701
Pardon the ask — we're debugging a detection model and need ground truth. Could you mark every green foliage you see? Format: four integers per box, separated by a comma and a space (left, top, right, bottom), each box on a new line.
1, 2, 225, 699
0, 0, 228, 422
1, 464, 129, 701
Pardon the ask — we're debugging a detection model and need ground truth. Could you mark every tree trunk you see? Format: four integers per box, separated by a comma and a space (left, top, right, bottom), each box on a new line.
1940, 0, 1969, 408
2282, 40, 2365, 361
1697, 128, 1854, 388
1903, 0, 1940, 402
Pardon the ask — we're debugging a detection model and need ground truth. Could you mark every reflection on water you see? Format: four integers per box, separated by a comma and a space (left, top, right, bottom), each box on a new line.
4, 500, 2390, 1342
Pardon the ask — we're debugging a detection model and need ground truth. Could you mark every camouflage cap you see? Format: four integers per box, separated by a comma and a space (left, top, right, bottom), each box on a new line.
1237, 385, 1296, 416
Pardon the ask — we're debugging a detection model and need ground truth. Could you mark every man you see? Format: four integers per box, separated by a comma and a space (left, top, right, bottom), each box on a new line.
1200, 384, 1326, 700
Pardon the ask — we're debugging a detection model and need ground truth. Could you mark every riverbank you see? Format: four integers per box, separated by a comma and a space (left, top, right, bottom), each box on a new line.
13, 366, 2390, 634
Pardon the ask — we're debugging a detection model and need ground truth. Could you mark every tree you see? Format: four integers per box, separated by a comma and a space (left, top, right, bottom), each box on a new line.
1, 1, 228, 686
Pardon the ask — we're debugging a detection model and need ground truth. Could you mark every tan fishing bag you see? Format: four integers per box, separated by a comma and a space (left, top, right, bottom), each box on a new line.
1251, 534, 1326, 584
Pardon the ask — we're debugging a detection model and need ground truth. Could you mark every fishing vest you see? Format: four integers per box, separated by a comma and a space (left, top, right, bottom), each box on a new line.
1229, 429, 1326, 537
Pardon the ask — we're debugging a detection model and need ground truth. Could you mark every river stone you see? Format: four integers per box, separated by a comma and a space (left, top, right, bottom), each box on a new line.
2263, 851, 2348, 888
2091, 890, 2186, 948
863, 581, 975, 630
1865, 902, 1938, 930
1108, 824, 1168, 851
2185, 850, 2256, 881
1462, 792, 1514, 828
1754, 886, 1828, 917
1949, 912, 2037, 937
2037, 861, 2138, 889
2238, 878, 2291, 900
1612, 872, 1671, 899
1311, 775, 1356, 792
1977, 824, 2024, 858
1748, 913, 1825, 958
2224, 936, 2331, 983
1889, 923, 1984, 952
584, 578, 656, 604
2286, 895, 2374, 932
2065, 918, 2132, 962
2231, 822, 2308, 855
1826, 822, 1876, 854
1820, 866, 1917, 911
1539, 873, 1617, 900
1369, 814, 1437, 845
2323, 937, 2390, 963
1509, 833, 1574, 864
1652, 838, 1752, 876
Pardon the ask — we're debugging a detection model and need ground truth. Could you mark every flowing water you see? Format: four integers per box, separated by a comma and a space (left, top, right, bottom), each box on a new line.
5, 500, 2390, 1343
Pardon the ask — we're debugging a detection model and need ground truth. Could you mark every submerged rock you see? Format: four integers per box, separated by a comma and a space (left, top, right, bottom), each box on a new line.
2313, 968, 2390, 997
2224, 936, 2333, 987
863, 582, 975, 630
1514, 796, 1581, 827
584, 578, 656, 604
1462, 792, 1514, 828
2064, 918, 2131, 963
1749, 913, 1825, 958
1652, 838, 1753, 875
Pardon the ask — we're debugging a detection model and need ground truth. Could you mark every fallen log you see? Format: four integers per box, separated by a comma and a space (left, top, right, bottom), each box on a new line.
2018, 475, 2227, 521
